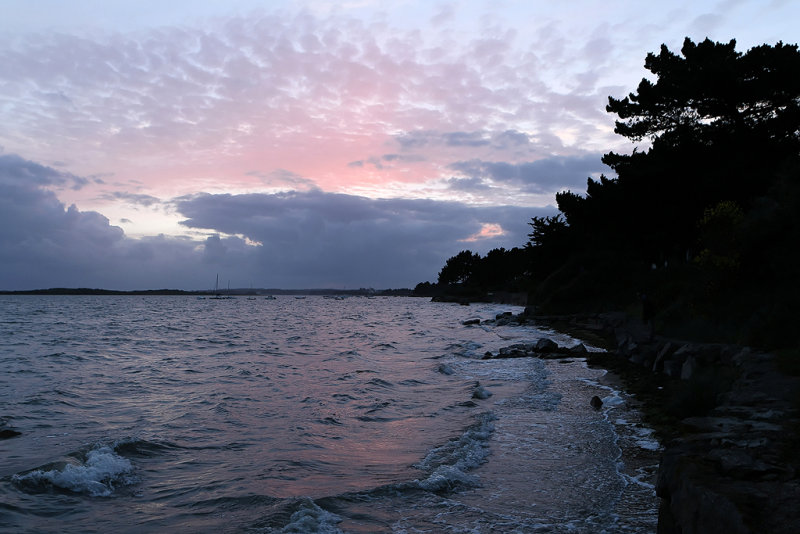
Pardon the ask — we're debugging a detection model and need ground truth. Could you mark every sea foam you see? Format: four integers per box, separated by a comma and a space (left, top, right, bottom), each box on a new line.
414, 412, 495, 492
277, 497, 342, 533
12, 445, 135, 497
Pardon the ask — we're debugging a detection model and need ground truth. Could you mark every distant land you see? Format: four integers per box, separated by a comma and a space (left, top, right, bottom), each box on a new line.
0, 287, 415, 297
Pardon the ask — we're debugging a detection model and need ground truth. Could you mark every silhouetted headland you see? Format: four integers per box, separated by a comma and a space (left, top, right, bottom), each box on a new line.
422, 37, 800, 533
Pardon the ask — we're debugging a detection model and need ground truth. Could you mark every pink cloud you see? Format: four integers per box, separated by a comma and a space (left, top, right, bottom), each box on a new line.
0, 8, 628, 215
459, 222, 505, 242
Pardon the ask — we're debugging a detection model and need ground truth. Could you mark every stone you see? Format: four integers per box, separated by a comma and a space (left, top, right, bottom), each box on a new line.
569, 343, 588, 354
534, 337, 558, 352
462, 318, 481, 325
663, 360, 683, 378
590, 395, 603, 409
653, 342, 676, 372
437, 363, 455, 375
681, 356, 698, 380
708, 448, 781, 479
0, 428, 21, 439
473, 384, 492, 399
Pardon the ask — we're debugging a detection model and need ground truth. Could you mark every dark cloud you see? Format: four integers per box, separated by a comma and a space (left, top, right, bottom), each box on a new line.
448, 154, 610, 194
0, 154, 74, 188
443, 132, 491, 147
173, 189, 554, 288
0, 154, 556, 290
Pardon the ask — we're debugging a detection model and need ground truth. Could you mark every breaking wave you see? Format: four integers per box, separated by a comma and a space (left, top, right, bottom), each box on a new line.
12, 444, 136, 497
413, 412, 495, 492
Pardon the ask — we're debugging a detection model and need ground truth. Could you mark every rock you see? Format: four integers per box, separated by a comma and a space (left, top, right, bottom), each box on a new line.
534, 338, 558, 352
671, 344, 696, 367
590, 395, 603, 409
615, 328, 630, 348
707, 448, 786, 479
473, 384, 492, 400
652, 341, 676, 372
657, 447, 752, 534
663, 359, 683, 378
0, 428, 21, 439
462, 318, 481, 326
437, 363, 455, 375
681, 356, 698, 380
569, 343, 588, 354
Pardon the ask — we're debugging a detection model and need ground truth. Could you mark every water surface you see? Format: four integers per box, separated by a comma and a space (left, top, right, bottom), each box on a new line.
0, 295, 660, 532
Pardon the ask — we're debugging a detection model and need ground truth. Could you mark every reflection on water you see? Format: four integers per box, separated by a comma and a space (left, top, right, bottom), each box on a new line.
0, 295, 659, 533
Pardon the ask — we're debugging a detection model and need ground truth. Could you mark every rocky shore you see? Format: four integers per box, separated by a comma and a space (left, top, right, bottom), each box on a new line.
472, 309, 800, 533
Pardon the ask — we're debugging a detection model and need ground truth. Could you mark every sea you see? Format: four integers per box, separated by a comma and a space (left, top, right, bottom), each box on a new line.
0, 295, 662, 533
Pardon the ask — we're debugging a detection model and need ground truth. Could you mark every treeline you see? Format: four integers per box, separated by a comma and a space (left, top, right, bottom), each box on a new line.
423, 38, 800, 348
414, 247, 532, 297
0, 288, 197, 295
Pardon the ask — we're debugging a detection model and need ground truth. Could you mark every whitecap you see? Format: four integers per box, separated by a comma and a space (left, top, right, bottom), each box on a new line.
279, 497, 342, 533
12, 445, 135, 497
601, 394, 624, 408
414, 413, 495, 492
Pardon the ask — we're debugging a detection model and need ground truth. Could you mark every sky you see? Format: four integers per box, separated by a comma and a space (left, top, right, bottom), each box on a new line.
1, 0, 797, 290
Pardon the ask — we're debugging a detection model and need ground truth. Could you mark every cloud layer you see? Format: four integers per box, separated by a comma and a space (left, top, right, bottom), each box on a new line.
0, 5, 627, 217
1, 1, 797, 289
0, 154, 551, 290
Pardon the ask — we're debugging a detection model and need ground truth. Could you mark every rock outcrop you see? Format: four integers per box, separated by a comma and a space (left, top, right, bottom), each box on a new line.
532, 313, 800, 533
481, 338, 588, 360
654, 349, 800, 533
477, 309, 800, 532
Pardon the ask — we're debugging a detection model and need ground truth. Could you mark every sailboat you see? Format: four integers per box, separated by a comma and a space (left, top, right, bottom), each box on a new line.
209, 274, 234, 299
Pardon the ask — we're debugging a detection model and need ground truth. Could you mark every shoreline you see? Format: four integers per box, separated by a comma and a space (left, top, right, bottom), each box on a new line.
520, 311, 800, 533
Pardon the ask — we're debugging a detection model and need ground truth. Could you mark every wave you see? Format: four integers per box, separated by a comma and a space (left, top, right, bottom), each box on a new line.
12, 444, 136, 497
251, 496, 343, 534
365, 377, 394, 389
278, 498, 342, 533
110, 436, 181, 457
412, 412, 495, 493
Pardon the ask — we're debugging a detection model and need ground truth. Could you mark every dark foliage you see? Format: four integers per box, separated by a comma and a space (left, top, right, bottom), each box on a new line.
426, 38, 800, 347
431, 247, 532, 296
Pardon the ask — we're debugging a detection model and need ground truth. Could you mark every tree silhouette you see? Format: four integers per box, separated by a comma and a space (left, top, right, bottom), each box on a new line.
427, 37, 800, 345
437, 250, 481, 285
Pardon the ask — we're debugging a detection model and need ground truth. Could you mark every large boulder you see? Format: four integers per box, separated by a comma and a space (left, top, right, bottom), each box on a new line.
534, 337, 559, 353
569, 343, 589, 354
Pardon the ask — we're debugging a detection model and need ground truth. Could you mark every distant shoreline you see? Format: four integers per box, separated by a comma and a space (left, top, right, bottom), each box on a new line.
0, 287, 416, 297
